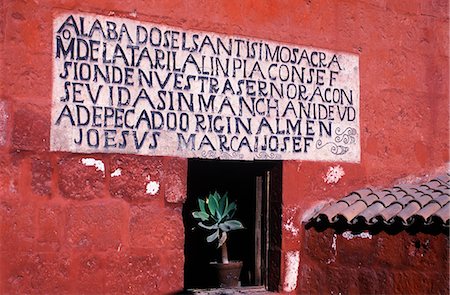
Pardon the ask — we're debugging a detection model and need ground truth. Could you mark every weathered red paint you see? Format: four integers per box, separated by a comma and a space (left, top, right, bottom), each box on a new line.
0, 0, 448, 294
299, 229, 449, 294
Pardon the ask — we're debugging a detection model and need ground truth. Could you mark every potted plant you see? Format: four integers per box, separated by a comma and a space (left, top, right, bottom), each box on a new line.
192, 191, 245, 287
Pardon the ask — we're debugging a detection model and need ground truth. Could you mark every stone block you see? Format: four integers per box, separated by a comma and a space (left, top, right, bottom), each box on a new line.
0, 200, 35, 251
65, 201, 125, 251
404, 232, 448, 269
1, 252, 72, 294
335, 231, 377, 266
110, 155, 164, 202
298, 264, 326, 294
28, 253, 73, 294
324, 266, 359, 294
31, 156, 52, 196
375, 232, 407, 268
164, 157, 187, 203
393, 271, 434, 294
386, 0, 421, 15
58, 156, 105, 200
104, 250, 161, 294
430, 272, 450, 295
12, 103, 50, 152
300, 264, 358, 294
420, 0, 449, 19
357, 268, 393, 294
36, 204, 62, 251
74, 253, 106, 294
158, 249, 184, 293
0, 154, 20, 197
303, 228, 335, 264
129, 204, 184, 250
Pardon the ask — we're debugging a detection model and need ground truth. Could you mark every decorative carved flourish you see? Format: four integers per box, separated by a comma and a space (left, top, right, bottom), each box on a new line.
201, 151, 217, 158
316, 140, 349, 155
335, 127, 357, 144
254, 152, 282, 160
220, 151, 244, 160
316, 127, 357, 155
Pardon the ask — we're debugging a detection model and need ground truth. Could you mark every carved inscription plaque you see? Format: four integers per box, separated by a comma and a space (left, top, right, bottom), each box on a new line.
51, 14, 360, 162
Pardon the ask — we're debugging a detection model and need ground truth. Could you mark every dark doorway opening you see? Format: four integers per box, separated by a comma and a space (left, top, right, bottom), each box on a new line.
183, 159, 282, 291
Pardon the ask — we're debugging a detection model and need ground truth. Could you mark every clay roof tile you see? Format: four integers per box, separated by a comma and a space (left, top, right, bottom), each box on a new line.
356, 203, 386, 224
315, 202, 348, 223
396, 202, 423, 225
374, 194, 399, 207
375, 190, 397, 199
430, 194, 450, 206
431, 185, 450, 195
309, 175, 449, 229
410, 203, 443, 224
434, 174, 450, 186
431, 203, 450, 226
390, 190, 408, 199
339, 192, 361, 206
351, 188, 373, 199
374, 203, 403, 223
336, 200, 369, 222
422, 179, 442, 190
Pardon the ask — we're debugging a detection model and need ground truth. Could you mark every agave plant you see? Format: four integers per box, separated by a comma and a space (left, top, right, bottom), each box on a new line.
192, 191, 244, 264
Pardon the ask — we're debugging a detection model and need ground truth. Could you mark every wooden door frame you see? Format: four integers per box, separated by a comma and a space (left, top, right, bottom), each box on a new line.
183, 159, 282, 291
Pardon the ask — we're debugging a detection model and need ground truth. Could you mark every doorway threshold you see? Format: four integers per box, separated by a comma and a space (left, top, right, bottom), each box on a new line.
187, 286, 275, 294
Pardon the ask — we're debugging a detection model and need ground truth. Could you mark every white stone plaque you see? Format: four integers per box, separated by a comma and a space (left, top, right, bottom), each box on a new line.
51, 13, 360, 162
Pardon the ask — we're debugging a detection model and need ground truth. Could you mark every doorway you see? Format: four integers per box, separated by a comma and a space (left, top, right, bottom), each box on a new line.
183, 159, 282, 291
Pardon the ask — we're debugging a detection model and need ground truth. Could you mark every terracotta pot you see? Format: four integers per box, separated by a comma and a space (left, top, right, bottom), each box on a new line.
209, 261, 243, 288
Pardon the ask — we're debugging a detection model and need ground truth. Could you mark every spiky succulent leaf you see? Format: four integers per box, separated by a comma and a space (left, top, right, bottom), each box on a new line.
219, 220, 244, 232
218, 192, 227, 215
193, 192, 244, 248
212, 192, 220, 209
197, 222, 219, 230
211, 193, 220, 216
192, 211, 209, 221
214, 195, 223, 219
207, 195, 218, 217
218, 223, 228, 232
207, 229, 220, 243
226, 220, 244, 229
198, 199, 206, 213
223, 201, 236, 218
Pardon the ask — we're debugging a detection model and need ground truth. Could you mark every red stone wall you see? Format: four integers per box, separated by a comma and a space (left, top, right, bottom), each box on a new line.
278, 0, 449, 292
0, 153, 187, 293
299, 229, 449, 294
0, 0, 448, 294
